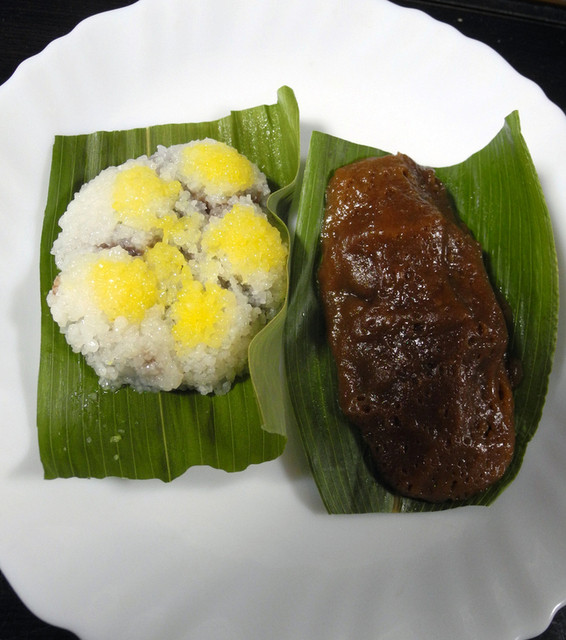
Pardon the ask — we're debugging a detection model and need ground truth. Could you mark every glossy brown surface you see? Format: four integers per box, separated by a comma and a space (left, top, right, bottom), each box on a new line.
318, 154, 515, 502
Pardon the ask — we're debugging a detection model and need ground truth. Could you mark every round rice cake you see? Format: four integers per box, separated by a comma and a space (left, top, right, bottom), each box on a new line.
47, 139, 286, 395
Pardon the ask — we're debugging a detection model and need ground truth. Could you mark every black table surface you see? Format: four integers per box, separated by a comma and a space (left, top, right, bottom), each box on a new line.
1, 1, 565, 638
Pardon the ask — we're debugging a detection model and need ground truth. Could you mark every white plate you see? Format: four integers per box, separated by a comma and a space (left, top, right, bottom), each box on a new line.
1, 1, 565, 639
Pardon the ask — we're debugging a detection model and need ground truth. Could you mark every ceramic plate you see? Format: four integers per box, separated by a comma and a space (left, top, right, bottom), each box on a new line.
1, 0, 565, 638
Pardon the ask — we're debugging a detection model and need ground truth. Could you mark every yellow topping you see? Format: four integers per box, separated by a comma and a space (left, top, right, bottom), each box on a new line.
182, 140, 256, 197
145, 241, 186, 284
89, 255, 158, 323
113, 165, 182, 229
144, 242, 189, 306
171, 280, 237, 350
201, 203, 287, 280
159, 211, 203, 248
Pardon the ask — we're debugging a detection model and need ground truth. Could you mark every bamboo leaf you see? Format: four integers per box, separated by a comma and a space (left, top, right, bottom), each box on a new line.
38, 86, 300, 481
285, 112, 558, 512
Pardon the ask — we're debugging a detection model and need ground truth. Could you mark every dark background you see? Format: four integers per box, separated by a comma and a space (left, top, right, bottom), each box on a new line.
1, 0, 565, 638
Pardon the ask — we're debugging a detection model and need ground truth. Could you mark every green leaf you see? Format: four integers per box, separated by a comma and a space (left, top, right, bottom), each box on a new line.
285, 112, 559, 512
38, 86, 300, 481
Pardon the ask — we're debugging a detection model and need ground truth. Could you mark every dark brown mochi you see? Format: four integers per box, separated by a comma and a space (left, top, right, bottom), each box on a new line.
318, 153, 515, 502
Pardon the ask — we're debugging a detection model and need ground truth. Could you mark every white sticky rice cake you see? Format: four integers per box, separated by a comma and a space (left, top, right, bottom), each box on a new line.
47, 138, 287, 395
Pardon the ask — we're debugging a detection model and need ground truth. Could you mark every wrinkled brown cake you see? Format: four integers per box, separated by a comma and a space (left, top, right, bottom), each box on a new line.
318, 153, 515, 502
